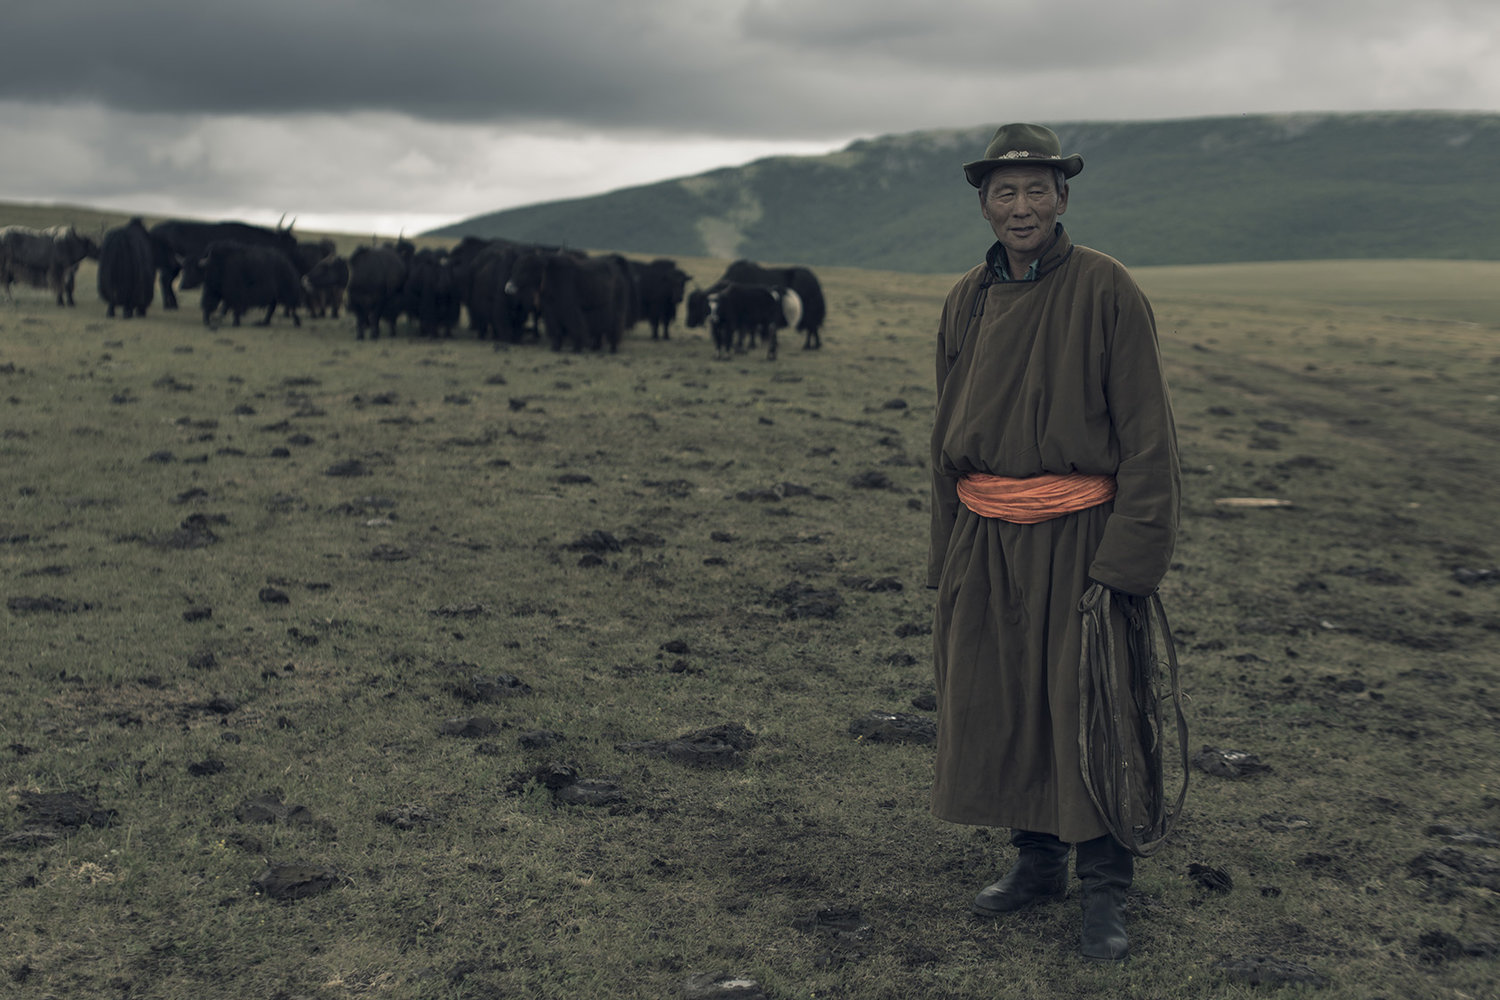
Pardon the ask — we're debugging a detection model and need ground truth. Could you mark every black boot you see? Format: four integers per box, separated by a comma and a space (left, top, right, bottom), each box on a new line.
1075, 835, 1133, 961
971, 830, 1070, 917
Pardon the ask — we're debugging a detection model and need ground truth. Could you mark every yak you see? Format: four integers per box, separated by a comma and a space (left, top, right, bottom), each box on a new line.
507, 250, 629, 353
702, 282, 784, 360
632, 258, 691, 341
402, 248, 460, 338
0, 225, 99, 305
197, 241, 303, 328
346, 245, 407, 340
460, 242, 528, 343
96, 218, 156, 318
150, 219, 301, 310
716, 259, 827, 349
303, 254, 349, 319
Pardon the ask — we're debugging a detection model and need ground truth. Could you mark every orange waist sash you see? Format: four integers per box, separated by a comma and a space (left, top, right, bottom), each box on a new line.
956, 472, 1117, 524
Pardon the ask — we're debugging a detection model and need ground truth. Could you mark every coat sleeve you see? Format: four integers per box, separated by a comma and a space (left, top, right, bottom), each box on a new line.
1087, 273, 1180, 596
927, 288, 963, 589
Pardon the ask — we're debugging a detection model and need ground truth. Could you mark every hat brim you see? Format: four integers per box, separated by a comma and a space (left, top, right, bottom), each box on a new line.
964, 154, 1084, 188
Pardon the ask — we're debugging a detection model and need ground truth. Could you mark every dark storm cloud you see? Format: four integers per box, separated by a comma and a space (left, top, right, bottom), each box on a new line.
5, 1, 841, 136
4, 0, 1497, 234
12, 0, 1492, 141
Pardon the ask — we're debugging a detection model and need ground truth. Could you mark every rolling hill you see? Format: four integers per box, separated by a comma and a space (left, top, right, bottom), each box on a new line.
427, 111, 1500, 273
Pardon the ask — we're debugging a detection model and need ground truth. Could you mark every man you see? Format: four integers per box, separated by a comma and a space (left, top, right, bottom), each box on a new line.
928, 123, 1181, 961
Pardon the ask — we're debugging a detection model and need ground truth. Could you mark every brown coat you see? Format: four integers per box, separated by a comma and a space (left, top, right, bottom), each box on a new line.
928, 228, 1179, 842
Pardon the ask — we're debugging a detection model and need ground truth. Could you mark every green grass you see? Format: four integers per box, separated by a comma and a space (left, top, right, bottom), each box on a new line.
1, 255, 1497, 999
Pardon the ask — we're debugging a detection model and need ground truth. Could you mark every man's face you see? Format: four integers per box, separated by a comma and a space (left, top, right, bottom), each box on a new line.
979, 165, 1068, 265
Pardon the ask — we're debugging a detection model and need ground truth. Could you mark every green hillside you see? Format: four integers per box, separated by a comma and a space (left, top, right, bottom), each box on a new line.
428, 111, 1500, 272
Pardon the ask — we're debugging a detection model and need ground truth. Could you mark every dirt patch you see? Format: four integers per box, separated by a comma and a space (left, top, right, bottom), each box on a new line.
791, 905, 874, 968
143, 514, 226, 549
1188, 862, 1234, 892
251, 862, 340, 901
449, 671, 533, 702
429, 603, 490, 619
848, 712, 936, 745
848, 471, 894, 490
235, 794, 316, 826
7, 595, 91, 613
324, 459, 369, 477
617, 723, 758, 768
1213, 955, 1328, 988
505, 762, 626, 807
768, 581, 843, 619
1424, 824, 1500, 847
1193, 746, 1273, 778
682, 971, 769, 1000
1407, 847, 1500, 898
441, 716, 500, 738
14, 790, 118, 829
376, 804, 439, 830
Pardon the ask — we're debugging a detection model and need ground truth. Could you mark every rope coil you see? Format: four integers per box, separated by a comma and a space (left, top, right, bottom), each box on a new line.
1077, 582, 1190, 857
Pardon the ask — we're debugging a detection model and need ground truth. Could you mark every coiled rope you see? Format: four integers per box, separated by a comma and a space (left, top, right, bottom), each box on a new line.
1077, 583, 1190, 858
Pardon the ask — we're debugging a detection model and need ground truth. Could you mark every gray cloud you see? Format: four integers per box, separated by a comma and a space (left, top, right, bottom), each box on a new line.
10, 1, 1497, 135
3, 0, 1497, 233
7, 3, 788, 131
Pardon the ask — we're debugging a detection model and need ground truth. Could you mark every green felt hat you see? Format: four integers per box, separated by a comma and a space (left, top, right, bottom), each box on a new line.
963, 122, 1083, 188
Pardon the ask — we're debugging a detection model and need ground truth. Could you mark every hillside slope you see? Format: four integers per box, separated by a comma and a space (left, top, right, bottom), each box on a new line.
429, 111, 1500, 272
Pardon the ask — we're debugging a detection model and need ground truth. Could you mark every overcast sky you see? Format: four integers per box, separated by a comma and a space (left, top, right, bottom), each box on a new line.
3, 0, 1497, 235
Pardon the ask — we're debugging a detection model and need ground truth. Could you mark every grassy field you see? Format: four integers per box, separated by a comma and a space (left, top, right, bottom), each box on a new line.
1, 252, 1497, 1000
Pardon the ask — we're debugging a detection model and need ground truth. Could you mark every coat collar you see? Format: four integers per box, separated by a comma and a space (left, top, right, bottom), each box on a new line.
985, 225, 1074, 283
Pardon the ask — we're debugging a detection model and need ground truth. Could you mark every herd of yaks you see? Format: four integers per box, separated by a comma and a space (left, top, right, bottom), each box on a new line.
0, 217, 827, 359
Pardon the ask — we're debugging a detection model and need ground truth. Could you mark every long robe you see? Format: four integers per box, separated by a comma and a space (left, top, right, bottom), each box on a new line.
928, 228, 1179, 842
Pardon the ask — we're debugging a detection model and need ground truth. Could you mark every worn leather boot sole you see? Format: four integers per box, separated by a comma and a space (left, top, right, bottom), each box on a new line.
1080, 938, 1130, 961
970, 876, 1067, 917
1080, 939, 1130, 961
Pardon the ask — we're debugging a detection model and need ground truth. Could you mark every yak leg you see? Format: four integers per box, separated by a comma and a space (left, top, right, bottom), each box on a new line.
160, 266, 180, 310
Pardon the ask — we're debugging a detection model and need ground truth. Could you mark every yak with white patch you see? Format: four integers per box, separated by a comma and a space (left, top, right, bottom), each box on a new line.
0, 225, 99, 306
459, 241, 529, 343
716, 259, 826, 349
700, 282, 784, 360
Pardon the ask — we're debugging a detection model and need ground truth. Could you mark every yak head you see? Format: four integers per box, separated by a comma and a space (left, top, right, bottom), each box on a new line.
181, 242, 231, 290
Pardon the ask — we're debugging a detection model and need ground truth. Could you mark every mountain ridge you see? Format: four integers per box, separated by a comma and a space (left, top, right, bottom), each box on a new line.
427, 111, 1500, 273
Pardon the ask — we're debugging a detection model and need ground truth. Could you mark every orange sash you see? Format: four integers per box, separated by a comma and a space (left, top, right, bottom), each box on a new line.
956, 472, 1117, 524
